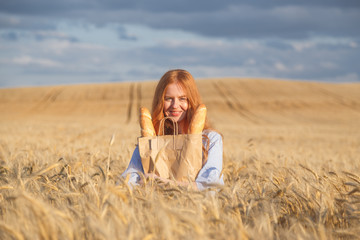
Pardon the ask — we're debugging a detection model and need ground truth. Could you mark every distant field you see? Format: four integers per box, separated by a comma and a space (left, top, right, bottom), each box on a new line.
0, 78, 359, 239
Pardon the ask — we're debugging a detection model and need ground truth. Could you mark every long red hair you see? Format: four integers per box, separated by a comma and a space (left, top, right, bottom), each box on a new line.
151, 69, 220, 165
151, 69, 211, 135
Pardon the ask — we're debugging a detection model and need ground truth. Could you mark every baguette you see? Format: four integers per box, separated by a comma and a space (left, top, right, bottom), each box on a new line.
140, 107, 156, 137
189, 104, 207, 134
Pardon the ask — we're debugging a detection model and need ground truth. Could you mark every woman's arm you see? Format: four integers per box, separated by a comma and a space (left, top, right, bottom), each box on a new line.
121, 145, 144, 186
195, 131, 224, 190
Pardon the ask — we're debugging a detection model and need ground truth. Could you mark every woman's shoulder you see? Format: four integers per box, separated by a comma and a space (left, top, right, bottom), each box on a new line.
202, 129, 223, 142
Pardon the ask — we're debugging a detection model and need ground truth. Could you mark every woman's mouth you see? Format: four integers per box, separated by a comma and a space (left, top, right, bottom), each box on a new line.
168, 111, 182, 117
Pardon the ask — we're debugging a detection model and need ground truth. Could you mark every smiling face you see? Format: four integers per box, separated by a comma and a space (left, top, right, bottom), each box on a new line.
152, 69, 203, 135
163, 83, 189, 127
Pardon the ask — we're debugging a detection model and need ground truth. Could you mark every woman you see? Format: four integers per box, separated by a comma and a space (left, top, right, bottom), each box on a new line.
121, 69, 224, 190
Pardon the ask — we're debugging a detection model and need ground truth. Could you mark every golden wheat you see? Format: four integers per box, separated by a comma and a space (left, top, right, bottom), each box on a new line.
0, 78, 359, 239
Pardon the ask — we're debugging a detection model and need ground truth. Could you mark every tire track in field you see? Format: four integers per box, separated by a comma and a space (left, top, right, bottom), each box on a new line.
314, 86, 360, 115
126, 83, 135, 124
137, 83, 142, 114
212, 81, 260, 123
28, 87, 64, 113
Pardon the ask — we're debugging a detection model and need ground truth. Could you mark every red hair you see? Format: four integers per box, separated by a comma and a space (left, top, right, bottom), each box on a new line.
151, 69, 219, 165
151, 69, 211, 135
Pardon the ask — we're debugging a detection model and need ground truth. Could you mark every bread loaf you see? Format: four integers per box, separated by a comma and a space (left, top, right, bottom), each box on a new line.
189, 104, 207, 134
140, 107, 156, 137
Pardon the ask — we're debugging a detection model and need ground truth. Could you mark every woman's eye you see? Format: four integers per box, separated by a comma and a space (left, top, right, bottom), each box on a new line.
164, 97, 173, 102
180, 97, 187, 102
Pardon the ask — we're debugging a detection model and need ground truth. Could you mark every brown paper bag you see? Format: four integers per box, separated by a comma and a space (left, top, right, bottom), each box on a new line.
138, 117, 203, 182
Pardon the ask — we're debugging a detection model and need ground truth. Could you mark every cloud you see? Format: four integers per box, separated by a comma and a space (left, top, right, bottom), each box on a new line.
117, 26, 137, 41
12, 55, 61, 67
329, 73, 359, 82
274, 62, 287, 71
0, 0, 359, 87
33, 31, 78, 42
1, 1, 359, 39
0, 31, 19, 40
0, 29, 78, 44
265, 40, 293, 50
0, 13, 56, 30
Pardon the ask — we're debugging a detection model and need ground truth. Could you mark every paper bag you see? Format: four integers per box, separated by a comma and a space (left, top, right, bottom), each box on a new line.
138, 118, 203, 182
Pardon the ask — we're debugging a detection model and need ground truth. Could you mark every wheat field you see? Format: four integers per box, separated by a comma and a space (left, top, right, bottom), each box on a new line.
0, 78, 359, 239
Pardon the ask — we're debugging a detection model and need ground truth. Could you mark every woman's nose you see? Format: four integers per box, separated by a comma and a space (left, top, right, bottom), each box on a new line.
172, 98, 179, 108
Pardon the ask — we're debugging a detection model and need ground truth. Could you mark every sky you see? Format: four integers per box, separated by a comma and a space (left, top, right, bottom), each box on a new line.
0, 0, 359, 88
